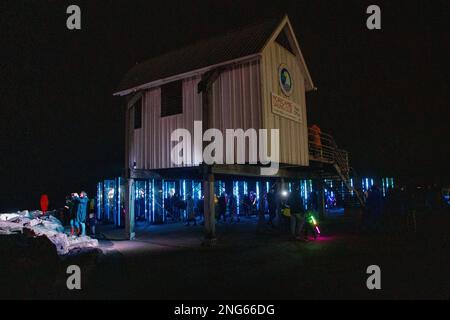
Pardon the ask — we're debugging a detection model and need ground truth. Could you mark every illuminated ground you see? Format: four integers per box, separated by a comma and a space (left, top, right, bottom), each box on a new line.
1, 210, 449, 299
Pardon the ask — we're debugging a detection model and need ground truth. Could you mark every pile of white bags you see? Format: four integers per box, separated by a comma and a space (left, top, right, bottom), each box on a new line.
0, 210, 98, 255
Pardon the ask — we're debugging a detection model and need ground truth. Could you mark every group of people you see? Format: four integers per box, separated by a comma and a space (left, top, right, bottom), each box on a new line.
362, 183, 447, 234
284, 185, 319, 241
217, 192, 240, 223
39, 191, 96, 237
63, 191, 96, 237
216, 189, 276, 225
163, 187, 283, 227
215, 185, 319, 242
362, 185, 384, 232
165, 193, 200, 226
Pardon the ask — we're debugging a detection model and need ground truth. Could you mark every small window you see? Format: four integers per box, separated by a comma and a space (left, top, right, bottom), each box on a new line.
275, 27, 295, 55
133, 98, 142, 129
161, 80, 182, 117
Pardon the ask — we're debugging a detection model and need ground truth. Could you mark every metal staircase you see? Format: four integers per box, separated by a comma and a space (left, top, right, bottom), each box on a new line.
308, 128, 365, 207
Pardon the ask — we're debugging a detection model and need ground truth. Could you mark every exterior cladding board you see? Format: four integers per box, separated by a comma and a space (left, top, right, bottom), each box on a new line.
129, 76, 203, 170
210, 59, 262, 163
128, 60, 262, 170
260, 41, 309, 166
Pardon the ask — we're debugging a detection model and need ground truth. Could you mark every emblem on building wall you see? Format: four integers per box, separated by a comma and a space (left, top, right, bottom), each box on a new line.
278, 64, 293, 96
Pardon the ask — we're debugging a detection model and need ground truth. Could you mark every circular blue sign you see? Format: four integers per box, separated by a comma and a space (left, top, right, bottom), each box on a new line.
279, 64, 293, 96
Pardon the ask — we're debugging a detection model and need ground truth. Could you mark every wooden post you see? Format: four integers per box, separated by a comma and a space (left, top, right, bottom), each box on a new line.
125, 177, 136, 240
198, 68, 223, 245
203, 171, 216, 244
318, 179, 326, 220
154, 179, 164, 223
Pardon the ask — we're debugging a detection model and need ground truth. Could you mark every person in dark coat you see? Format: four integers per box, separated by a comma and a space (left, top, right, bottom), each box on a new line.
309, 191, 319, 212
66, 194, 78, 235
185, 194, 196, 226
366, 185, 383, 233
63, 195, 73, 228
242, 194, 251, 216
229, 194, 239, 223
267, 188, 277, 226
288, 185, 306, 240
197, 196, 204, 223
172, 193, 181, 221
217, 193, 227, 222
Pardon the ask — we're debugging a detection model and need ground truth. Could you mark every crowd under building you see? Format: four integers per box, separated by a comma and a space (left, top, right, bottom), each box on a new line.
96, 14, 394, 240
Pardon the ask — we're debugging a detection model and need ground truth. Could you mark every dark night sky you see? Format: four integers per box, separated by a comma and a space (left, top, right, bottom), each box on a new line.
0, 0, 448, 210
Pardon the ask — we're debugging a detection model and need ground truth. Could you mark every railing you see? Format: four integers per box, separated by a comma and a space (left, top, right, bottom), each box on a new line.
308, 127, 365, 206
308, 128, 349, 177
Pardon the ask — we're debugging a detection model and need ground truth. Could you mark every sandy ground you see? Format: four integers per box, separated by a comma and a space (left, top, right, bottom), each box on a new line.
1, 209, 449, 300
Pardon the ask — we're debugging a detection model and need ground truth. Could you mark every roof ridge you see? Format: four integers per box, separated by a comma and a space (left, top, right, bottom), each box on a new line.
133, 14, 285, 67
116, 14, 287, 94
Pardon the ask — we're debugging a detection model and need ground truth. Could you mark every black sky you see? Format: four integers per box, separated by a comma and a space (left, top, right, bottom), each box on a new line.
0, 0, 448, 210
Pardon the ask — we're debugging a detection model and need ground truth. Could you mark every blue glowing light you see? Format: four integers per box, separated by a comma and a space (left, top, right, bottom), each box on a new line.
256, 182, 260, 201
152, 179, 155, 222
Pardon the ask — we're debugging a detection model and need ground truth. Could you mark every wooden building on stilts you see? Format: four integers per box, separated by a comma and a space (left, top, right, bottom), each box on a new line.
98, 14, 364, 240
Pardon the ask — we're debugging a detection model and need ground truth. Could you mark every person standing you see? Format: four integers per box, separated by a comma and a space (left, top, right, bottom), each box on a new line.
257, 192, 267, 231
173, 193, 181, 221
185, 194, 196, 226
242, 193, 251, 217
288, 185, 306, 240
229, 193, 239, 223
217, 193, 227, 222
40, 194, 49, 214
74, 191, 89, 236
250, 191, 257, 215
68, 193, 78, 235
197, 196, 204, 224
366, 185, 383, 233
89, 197, 95, 215
267, 188, 277, 227
64, 194, 75, 231
309, 191, 319, 212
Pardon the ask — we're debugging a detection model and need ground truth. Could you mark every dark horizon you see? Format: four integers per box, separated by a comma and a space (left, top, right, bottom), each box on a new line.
1, 0, 448, 210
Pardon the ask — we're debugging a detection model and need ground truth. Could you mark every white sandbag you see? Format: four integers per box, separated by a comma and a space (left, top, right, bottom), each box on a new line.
18, 210, 29, 216
0, 209, 98, 255
28, 226, 69, 255
46, 233, 71, 255
28, 219, 42, 227
67, 235, 99, 250
41, 216, 64, 233
0, 221, 23, 234
0, 213, 20, 221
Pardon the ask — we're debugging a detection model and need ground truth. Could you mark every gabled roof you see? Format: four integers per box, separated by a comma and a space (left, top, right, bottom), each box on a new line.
115, 14, 314, 96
